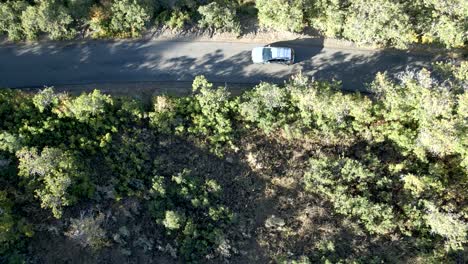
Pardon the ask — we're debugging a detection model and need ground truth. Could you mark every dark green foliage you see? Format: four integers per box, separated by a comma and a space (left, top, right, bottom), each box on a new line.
105, 127, 154, 196
150, 76, 237, 155
304, 154, 467, 252
149, 169, 233, 261
0, 191, 20, 255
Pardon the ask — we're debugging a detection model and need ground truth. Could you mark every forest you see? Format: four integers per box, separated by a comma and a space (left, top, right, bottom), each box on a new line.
0, 61, 467, 262
0, 0, 466, 48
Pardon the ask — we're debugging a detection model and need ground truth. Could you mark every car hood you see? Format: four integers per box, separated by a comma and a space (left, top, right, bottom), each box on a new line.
251, 47, 265, 63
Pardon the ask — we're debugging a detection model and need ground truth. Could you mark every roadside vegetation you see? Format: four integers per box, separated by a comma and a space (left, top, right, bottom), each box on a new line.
0, 0, 466, 48
1, 61, 467, 262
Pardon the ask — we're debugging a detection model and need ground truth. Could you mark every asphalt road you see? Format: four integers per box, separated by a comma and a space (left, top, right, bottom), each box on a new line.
0, 38, 440, 91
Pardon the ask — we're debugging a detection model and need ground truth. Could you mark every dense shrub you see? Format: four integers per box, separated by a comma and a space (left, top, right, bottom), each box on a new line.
239, 82, 290, 133
306, 0, 467, 48
109, 0, 151, 38
21, 0, 76, 40
240, 74, 374, 144
341, 0, 416, 48
370, 68, 467, 165
0, 0, 466, 48
149, 169, 233, 261
0, 1, 29, 41
16, 147, 93, 218
256, 0, 304, 32
105, 128, 154, 196
305, 0, 345, 38
305, 153, 468, 252
158, 10, 191, 30
305, 156, 397, 235
0, 191, 19, 255
153, 76, 238, 155
198, 2, 241, 34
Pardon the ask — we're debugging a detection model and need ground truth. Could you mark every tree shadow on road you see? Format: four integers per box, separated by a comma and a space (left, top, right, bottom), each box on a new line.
0, 37, 443, 93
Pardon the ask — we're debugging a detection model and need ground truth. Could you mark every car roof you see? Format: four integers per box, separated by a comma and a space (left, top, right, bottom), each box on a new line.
270, 47, 292, 60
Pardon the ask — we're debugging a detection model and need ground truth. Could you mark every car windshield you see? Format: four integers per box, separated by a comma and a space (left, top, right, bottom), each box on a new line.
262, 48, 272, 61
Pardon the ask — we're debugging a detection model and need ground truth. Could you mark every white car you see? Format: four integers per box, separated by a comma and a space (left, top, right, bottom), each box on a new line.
251, 46, 295, 65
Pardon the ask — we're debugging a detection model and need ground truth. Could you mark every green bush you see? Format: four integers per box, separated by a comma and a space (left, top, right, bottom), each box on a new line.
105, 128, 154, 196
16, 147, 93, 218
239, 82, 290, 133
256, 0, 304, 32
341, 0, 415, 48
304, 154, 467, 250
198, 2, 241, 35
305, 156, 397, 235
167, 10, 190, 30
287, 74, 374, 143
164, 76, 238, 155
149, 169, 233, 261
0, 191, 19, 255
0, 1, 29, 41
305, 0, 345, 38
109, 0, 151, 37
370, 68, 466, 164
21, 0, 76, 41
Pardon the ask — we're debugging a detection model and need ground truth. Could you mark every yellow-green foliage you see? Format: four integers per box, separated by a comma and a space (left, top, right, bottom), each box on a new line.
256, 0, 304, 32
16, 147, 92, 218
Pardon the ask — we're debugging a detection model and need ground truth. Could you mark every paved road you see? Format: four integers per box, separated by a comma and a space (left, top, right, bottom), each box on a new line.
0, 38, 440, 91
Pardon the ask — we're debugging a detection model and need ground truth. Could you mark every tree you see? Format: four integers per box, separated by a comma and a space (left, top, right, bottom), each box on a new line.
256, 0, 304, 32
370, 68, 466, 163
0, 1, 29, 41
32, 87, 60, 113
0, 191, 18, 255
109, 0, 150, 38
411, 0, 468, 48
54, 89, 112, 123
186, 76, 237, 155
304, 156, 397, 235
21, 0, 76, 40
66, 0, 95, 20
239, 82, 289, 133
16, 147, 92, 218
305, 0, 346, 38
198, 2, 241, 35
341, 0, 416, 48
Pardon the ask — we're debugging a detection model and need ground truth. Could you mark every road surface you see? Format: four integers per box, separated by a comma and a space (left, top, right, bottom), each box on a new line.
0, 38, 440, 92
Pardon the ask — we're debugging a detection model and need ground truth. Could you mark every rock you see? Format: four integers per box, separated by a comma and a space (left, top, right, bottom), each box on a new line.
265, 215, 286, 228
